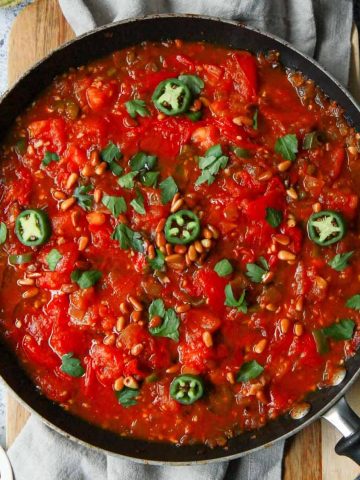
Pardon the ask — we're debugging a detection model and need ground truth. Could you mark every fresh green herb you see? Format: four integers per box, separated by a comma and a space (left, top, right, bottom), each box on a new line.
101, 142, 122, 164
101, 195, 127, 217
323, 319, 355, 340
237, 360, 264, 382
71, 269, 102, 289
159, 176, 178, 204
118, 171, 138, 189
130, 189, 146, 215
258, 256, 269, 270
115, 386, 139, 408
346, 294, 360, 311
246, 261, 268, 283
303, 131, 324, 150
265, 207, 283, 228
233, 146, 250, 158
140, 171, 160, 187
275, 134, 298, 161
195, 144, 229, 186
108, 161, 123, 176
224, 284, 247, 313
214, 259, 233, 277
61, 353, 84, 377
312, 329, 329, 354
74, 184, 93, 211
186, 111, 202, 122
253, 109, 258, 130
328, 251, 353, 271
42, 151, 59, 166
0, 222, 7, 245
125, 99, 150, 118
9, 253, 33, 265
177, 74, 204, 95
148, 248, 165, 271
145, 372, 158, 383
46, 248, 62, 271
112, 224, 144, 253
130, 152, 157, 172
148, 299, 180, 341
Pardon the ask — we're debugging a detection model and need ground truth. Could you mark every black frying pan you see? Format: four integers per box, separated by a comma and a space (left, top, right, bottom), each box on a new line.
1, 14, 360, 466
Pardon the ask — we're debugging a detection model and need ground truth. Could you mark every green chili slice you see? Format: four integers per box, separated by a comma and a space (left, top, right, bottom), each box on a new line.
152, 79, 192, 116
170, 374, 204, 405
307, 210, 346, 246
9, 253, 33, 265
15, 209, 51, 247
164, 209, 200, 245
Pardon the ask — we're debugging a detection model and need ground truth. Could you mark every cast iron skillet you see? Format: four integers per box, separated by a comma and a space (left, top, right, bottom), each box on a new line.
1, 14, 360, 466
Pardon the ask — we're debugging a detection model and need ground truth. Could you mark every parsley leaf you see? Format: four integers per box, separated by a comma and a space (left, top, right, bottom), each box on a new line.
0, 222, 7, 245
237, 360, 264, 382
159, 176, 178, 204
214, 259, 233, 277
303, 131, 324, 150
265, 207, 283, 228
46, 248, 62, 271
101, 142, 122, 164
246, 261, 268, 283
178, 74, 204, 95
195, 144, 229, 186
115, 386, 139, 407
328, 251, 353, 272
224, 284, 247, 313
323, 319, 355, 340
130, 152, 157, 172
346, 294, 360, 311
118, 171, 138, 189
148, 248, 165, 271
108, 161, 123, 176
42, 151, 59, 166
253, 109, 258, 130
275, 134, 298, 161
140, 171, 160, 187
112, 224, 144, 253
102, 194, 127, 217
125, 99, 150, 118
61, 353, 84, 377
233, 146, 250, 158
148, 299, 180, 341
74, 184, 93, 211
71, 269, 102, 289
130, 189, 146, 215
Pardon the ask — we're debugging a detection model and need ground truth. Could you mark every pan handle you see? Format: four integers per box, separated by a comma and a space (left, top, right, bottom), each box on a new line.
322, 397, 360, 465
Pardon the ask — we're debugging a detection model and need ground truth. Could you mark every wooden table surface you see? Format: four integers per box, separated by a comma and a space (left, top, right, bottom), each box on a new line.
5, 1, 360, 478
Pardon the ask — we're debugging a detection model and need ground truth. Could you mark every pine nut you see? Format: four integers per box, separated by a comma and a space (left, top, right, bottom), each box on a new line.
278, 250, 296, 261
201, 239, 212, 249
202, 331, 213, 347
265, 303, 277, 312
166, 364, 180, 374
78, 236, 89, 251
226, 372, 235, 384
312, 202, 321, 213
165, 254, 183, 263
207, 225, 219, 239
232, 115, 253, 126
174, 245, 187, 254
103, 333, 115, 345
294, 323, 303, 336
71, 210, 80, 227
175, 304, 191, 314
254, 338, 267, 353
170, 198, 184, 213
116, 316, 126, 332
314, 276, 328, 289
86, 212, 105, 225
93, 188, 102, 203
61, 197, 76, 211
90, 150, 100, 166
194, 240, 204, 254
262, 271, 274, 284
128, 296, 143, 311
188, 245, 197, 261
165, 243, 172, 255
114, 377, 124, 391
120, 302, 129, 314
124, 376, 139, 389
348, 145, 357, 155
273, 234, 290, 246
22, 287, 39, 299
286, 187, 298, 200
277, 160, 292, 172
280, 318, 290, 334
156, 218, 166, 233
131, 343, 144, 356
17, 278, 35, 286
148, 245, 155, 259
95, 162, 107, 175
258, 170, 273, 181
295, 296, 304, 312
81, 164, 93, 177
66, 172, 79, 189
202, 228, 213, 239
53, 190, 66, 200
155, 232, 166, 248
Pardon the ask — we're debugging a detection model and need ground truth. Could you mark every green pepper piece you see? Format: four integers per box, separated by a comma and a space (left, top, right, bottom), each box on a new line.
170, 374, 204, 405
164, 209, 200, 245
15, 209, 51, 247
152, 78, 192, 116
312, 329, 329, 354
307, 210, 346, 246
9, 253, 33, 265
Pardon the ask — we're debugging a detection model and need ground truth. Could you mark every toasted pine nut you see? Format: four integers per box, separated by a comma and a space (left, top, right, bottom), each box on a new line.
201, 239, 212, 249
170, 198, 184, 213
175, 304, 191, 314
156, 218, 166, 233
294, 323, 304, 336
165, 243, 172, 255
124, 376, 139, 389
116, 316, 126, 332
148, 245, 155, 260
188, 245, 197, 261
71, 210, 80, 227
78, 236, 89, 251
278, 250, 296, 261
114, 377, 124, 391
157, 113, 165, 120
312, 202, 321, 213
61, 197, 76, 211
53, 190, 66, 200
174, 245, 187, 254
286, 187, 298, 200
315, 276, 328, 289
265, 303, 277, 312
202, 331, 213, 347
81, 164, 93, 177
128, 296, 143, 311
254, 338, 267, 354
262, 271, 274, 284
232, 115, 253, 126
95, 162, 107, 175
280, 318, 290, 334
295, 296, 304, 312
207, 224, 219, 239
258, 170, 273, 181
348, 145, 357, 155
273, 234, 290, 246
202, 228, 213, 239
277, 160, 292, 172
103, 333, 116, 346
86, 212, 105, 225
226, 372, 235, 384
165, 254, 183, 264
120, 302, 129, 314
131, 343, 144, 356
66, 172, 79, 189
155, 232, 166, 248
194, 240, 204, 254
90, 150, 100, 166
17, 278, 35, 286
166, 364, 181, 374
93, 188, 102, 203
22, 287, 39, 299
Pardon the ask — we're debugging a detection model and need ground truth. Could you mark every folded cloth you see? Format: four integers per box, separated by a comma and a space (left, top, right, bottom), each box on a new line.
7, 0, 354, 479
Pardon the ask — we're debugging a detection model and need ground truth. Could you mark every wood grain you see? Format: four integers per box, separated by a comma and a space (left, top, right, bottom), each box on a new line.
5, 1, 360, 478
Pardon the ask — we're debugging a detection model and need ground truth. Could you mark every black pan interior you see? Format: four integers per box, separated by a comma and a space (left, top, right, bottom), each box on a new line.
1, 15, 360, 464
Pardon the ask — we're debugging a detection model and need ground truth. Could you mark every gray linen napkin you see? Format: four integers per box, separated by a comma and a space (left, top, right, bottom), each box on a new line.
7, 1, 354, 479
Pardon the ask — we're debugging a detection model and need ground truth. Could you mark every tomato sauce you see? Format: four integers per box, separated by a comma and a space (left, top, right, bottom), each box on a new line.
0, 40, 359, 448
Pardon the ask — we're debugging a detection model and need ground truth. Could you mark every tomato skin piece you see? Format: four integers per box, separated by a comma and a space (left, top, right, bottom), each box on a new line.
193, 268, 227, 316
225, 52, 258, 100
